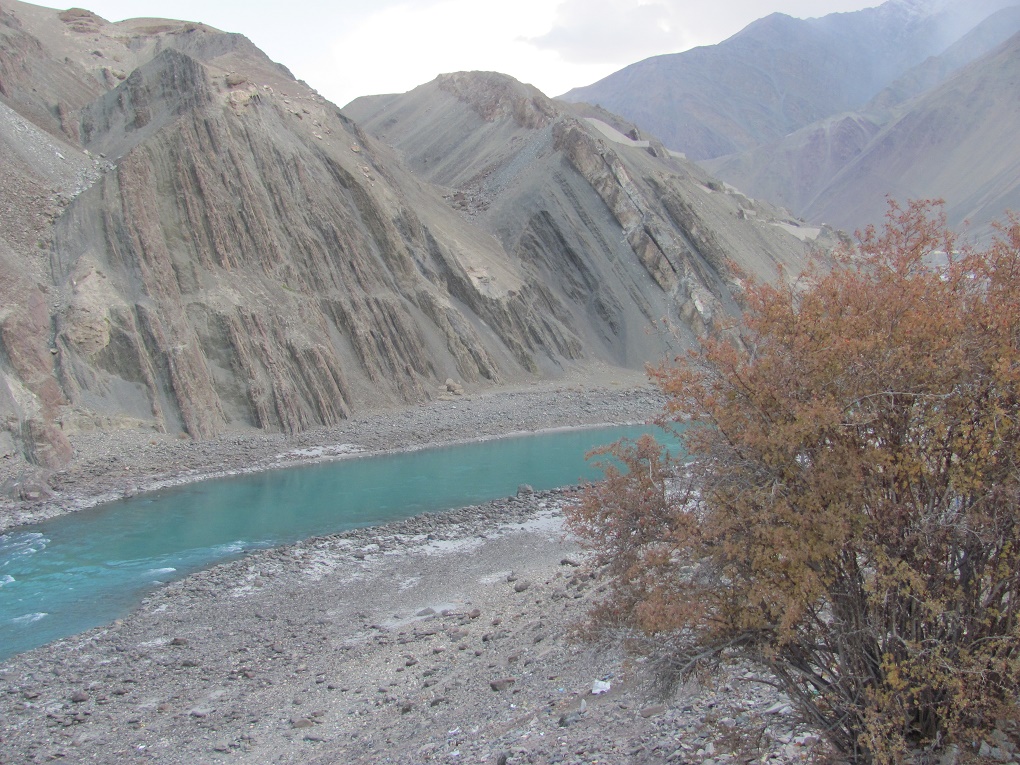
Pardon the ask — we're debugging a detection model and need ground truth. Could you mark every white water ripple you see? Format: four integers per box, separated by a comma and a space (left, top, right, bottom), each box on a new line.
0, 532, 49, 563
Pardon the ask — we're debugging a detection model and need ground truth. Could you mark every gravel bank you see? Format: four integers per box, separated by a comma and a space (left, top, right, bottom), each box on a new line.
0, 375, 660, 534
0, 377, 819, 764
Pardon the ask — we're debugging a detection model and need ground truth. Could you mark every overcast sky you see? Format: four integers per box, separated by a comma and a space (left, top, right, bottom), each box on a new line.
42, 0, 880, 106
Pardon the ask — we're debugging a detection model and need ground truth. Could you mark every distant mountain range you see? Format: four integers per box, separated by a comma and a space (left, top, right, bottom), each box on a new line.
0, 1, 819, 466
562, 0, 1020, 240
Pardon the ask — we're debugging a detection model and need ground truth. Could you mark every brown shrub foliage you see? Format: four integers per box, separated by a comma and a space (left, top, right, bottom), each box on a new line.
568, 201, 1020, 763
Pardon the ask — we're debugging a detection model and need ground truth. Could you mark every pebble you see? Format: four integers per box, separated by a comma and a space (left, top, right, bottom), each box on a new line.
0, 385, 850, 764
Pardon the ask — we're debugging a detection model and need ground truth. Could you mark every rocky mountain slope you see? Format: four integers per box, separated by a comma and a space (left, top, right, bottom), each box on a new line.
560, 0, 1020, 162
0, 2, 822, 469
704, 10, 1020, 240
343, 72, 821, 353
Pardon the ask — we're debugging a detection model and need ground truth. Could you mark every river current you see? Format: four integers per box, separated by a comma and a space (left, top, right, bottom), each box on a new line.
0, 424, 663, 661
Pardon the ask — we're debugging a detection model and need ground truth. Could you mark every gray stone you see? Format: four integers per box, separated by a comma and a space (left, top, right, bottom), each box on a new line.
489, 678, 516, 692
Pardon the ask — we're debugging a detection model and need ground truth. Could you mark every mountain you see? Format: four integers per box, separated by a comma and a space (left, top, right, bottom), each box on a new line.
802, 30, 1020, 237
0, 2, 821, 467
559, 0, 1020, 162
343, 72, 821, 340
703, 13, 1020, 239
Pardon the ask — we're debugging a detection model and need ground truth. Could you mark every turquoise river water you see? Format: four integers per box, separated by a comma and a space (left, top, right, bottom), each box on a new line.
0, 424, 665, 662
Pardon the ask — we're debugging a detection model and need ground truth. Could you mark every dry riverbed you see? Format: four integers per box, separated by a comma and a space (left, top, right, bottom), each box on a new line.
0, 377, 820, 764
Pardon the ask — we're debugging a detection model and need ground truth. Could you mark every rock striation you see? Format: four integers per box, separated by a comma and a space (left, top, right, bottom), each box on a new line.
0, 1, 823, 467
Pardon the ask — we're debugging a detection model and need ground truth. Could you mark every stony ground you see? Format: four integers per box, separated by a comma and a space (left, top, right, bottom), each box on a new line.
0, 376, 825, 764
0, 494, 819, 765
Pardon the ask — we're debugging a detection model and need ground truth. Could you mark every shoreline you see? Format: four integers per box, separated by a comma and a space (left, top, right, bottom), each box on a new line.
0, 377, 816, 765
0, 374, 664, 534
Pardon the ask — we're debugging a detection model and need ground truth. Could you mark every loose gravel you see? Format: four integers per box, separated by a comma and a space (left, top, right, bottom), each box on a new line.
0, 376, 824, 764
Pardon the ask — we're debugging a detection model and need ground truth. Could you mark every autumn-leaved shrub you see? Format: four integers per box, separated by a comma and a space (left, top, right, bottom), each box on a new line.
568, 202, 1020, 763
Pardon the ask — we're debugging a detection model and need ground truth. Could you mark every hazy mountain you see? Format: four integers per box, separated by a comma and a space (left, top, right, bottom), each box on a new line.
803, 30, 1020, 238
0, 1, 820, 465
559, 0, 1020, 162
704, 14, 1020, 240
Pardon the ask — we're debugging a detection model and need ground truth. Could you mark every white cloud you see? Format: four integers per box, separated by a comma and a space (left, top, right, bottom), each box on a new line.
527, 0, 700, 64
39, 0, 883, 105
311, 0, 617, 103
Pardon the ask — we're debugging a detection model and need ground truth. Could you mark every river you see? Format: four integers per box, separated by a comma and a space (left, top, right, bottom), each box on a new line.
0, 424, 666, 661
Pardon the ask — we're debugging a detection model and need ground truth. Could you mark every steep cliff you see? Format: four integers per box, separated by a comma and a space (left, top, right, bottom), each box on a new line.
0, 1, 824, 467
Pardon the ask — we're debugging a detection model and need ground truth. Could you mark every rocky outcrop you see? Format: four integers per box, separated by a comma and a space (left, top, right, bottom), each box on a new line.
0, 2, 825, 467
348, 73, 823, 362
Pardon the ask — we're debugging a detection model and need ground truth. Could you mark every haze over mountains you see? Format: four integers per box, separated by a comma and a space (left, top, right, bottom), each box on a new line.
3, 0, 1014, 469
0, 1, 820, 467
562, 0, 1020, 240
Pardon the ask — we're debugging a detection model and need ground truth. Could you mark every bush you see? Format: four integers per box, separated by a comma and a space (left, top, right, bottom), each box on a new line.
568, 201, 1020, 763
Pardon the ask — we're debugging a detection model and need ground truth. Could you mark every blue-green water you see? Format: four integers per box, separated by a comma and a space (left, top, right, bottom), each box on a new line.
0, 425, 664, 662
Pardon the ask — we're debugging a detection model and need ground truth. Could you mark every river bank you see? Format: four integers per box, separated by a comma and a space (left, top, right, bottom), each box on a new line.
0, 374, 820, 764
0, 372, 660, 534
0, 484, 816, 765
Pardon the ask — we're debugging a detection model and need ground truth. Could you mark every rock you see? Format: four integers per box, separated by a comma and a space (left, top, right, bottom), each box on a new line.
69, 691, 89, 703
939, 744, 960, 765
513, 580, 531, 593
558, 711, 582, 727
591, 680, 611, 695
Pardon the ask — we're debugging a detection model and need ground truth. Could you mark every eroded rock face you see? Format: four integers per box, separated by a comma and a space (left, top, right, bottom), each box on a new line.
348, 72, 826, 366
0, 2, 828, 466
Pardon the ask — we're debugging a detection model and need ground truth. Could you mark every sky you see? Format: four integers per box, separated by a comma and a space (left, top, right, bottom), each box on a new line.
40, 0, 880, 106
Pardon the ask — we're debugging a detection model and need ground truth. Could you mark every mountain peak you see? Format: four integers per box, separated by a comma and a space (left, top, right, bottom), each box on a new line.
434, 71, 558, 129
